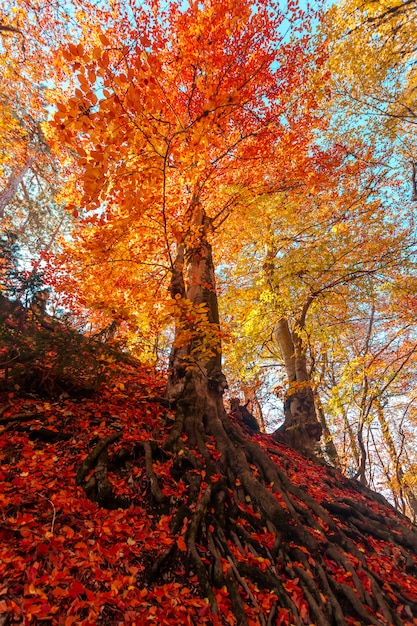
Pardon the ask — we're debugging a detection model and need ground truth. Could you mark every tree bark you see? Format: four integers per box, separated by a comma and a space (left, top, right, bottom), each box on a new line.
314, 388, 341, 469
273, 317, 322, 455
165, 203, 227, 407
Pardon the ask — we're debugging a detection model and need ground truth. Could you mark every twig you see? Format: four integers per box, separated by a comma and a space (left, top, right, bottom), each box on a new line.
0, 412, 37, 425
0, 412, 40, 433
37, 493, 57, 534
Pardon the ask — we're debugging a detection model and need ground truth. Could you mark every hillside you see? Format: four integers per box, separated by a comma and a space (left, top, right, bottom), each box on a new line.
2, 0, 417, 623
1, 359, 417, 625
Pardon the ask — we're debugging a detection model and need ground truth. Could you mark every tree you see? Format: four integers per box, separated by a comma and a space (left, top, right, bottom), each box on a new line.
322, 0, 417, 193
48, 0, 330, 448
218, 153, 414, 459
0, 0, 77, 257
318, 283, 417, 520
294, 0, 417, 516
32, 0, 417, 622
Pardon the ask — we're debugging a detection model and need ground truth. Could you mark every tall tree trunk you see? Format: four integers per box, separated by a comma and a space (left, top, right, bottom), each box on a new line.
314, 388, 341, 469
165, 203, 227, 409
357, 416, 368, 486
343, 408, 360, 470
356, 304, 377, 486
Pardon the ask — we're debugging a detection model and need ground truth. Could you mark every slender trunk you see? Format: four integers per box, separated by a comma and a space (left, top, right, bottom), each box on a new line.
376, 398, 417, 521
314, 389, 341, 469
343, 408, 360, 469
370, 423, 401, 511
357, 379, 369, 486
356, 305, 376, 486
357, 418, 368, 486
0, 157, 34, 219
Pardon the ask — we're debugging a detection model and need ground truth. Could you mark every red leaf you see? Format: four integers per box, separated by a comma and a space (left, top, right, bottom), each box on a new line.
68, 580, 84, 598
198, 605, 210, 617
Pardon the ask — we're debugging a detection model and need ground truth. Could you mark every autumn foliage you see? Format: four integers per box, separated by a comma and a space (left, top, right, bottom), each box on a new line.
1, 0, 417, 623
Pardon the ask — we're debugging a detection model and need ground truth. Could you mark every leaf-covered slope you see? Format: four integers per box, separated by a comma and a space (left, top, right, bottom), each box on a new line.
1, 365, 417, 625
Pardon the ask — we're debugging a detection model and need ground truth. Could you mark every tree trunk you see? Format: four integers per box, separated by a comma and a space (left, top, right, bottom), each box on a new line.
262, 241, 322, 455
314, 388, 341, 469
273, 316, 322, 456
0, 157, 33, 219
376, 398, 417, 522
165, 203, 227, 408
357, 416, 368, 486
343, 407, 361, 471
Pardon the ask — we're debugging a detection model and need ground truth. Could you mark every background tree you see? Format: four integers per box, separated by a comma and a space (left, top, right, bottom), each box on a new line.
317, 282, 417, 520
322, 0, 417, 195
0, 0, 84, 260
219, 153, 414, 436
307, 0, 417, 516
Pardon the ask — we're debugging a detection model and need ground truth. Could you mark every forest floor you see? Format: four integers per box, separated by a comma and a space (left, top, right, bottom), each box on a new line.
1, 362, 417, 625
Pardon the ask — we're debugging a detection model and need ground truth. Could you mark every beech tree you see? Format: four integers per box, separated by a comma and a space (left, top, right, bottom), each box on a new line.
35, 0, 417, 622
218, 158, 414, 448
48, 0, 333, 451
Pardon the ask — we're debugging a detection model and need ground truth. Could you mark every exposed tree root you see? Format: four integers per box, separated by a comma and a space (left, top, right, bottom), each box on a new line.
155, 369, 417, 625
0, 412, 38, 433
76, 431, 128, 508
67, 377, 417, 623
141, 440, 169, 505
70, 375, 417, 624
76, 431, 122, 485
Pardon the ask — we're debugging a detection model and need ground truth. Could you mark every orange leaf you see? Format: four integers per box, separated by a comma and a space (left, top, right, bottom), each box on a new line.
177, 536, 187, 552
